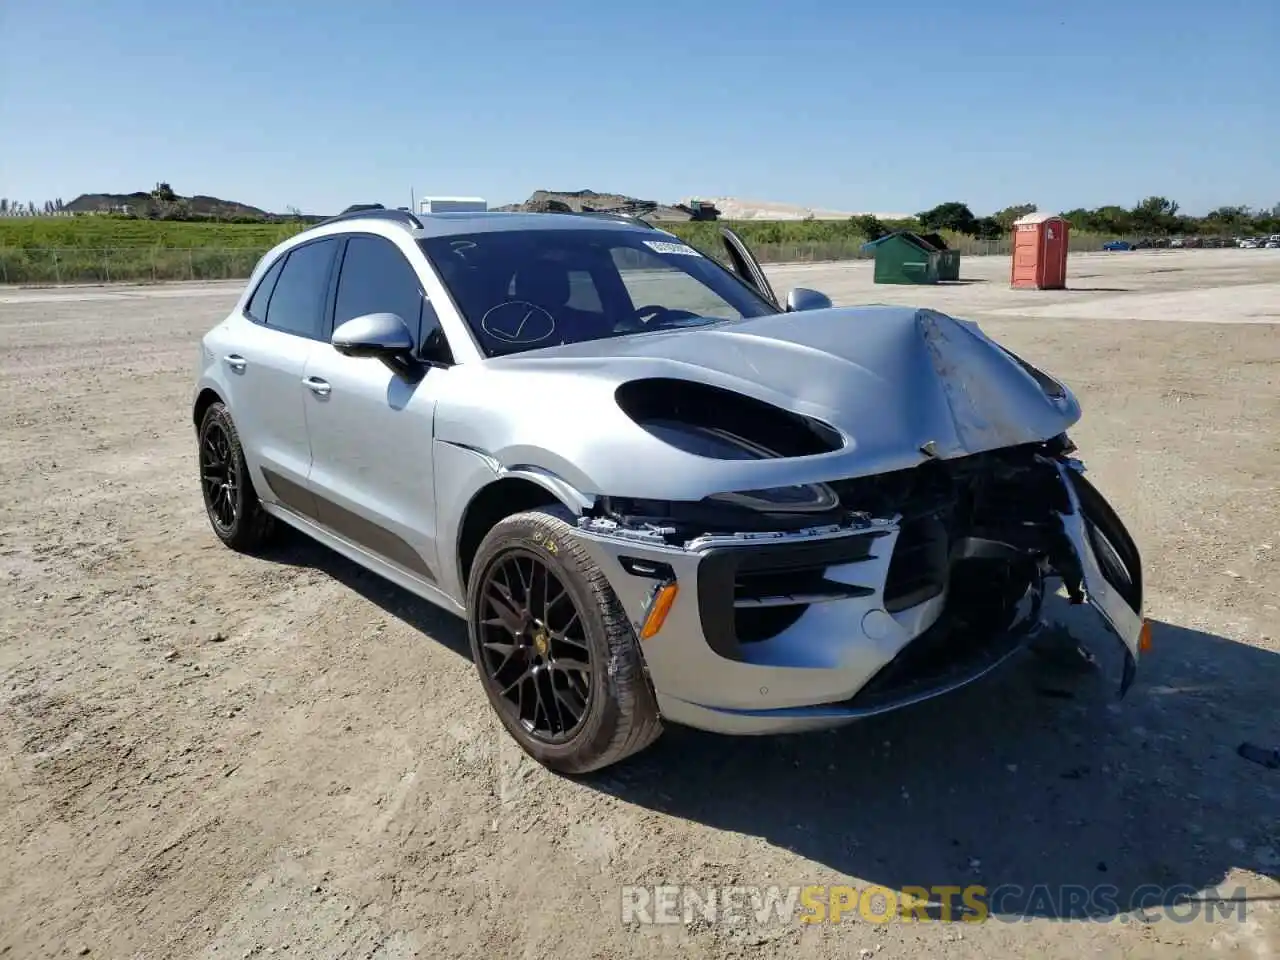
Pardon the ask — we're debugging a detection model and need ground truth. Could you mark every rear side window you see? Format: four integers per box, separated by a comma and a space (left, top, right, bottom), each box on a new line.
245, 255, 285, 322
333, 235, 426, 337
264, 239, 338, 340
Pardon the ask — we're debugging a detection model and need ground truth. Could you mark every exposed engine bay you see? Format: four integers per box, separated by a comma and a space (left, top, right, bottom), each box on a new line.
580, 430, 1141, 706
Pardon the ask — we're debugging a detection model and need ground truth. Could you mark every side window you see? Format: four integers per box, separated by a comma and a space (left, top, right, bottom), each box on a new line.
245, 255, 285, 323
263, 239, 338, 340
334, 235, 427, 336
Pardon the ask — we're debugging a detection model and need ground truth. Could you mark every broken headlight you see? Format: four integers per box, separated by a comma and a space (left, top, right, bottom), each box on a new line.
704, 482, 840, 514
600, 481, 845, 537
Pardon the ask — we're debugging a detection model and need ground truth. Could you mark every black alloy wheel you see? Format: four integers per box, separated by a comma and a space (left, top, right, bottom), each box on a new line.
465, 509, 663, 774
197, 402, 274, 552
201, 418, 240, 534
476, 548, 592, 742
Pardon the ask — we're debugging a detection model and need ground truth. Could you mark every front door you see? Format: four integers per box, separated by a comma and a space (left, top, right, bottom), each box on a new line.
719, 227, 779, 308
301, 233, 448, 585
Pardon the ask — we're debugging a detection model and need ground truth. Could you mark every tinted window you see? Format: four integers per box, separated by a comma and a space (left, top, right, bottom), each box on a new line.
245, 255, 285, 322
264, 239, 338, 339
419, 229, 776, 357
334, 236, 427, 338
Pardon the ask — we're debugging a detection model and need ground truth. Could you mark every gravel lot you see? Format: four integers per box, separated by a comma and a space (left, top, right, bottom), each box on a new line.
3, 249, 1278, 959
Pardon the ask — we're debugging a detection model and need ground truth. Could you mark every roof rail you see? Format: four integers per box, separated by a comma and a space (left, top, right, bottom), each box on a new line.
316, 203, 424, 230
568, 211, 661, 230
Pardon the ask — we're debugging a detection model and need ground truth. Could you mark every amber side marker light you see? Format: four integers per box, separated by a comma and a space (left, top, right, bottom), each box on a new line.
640, 582, 679, 640
1139, 619, 1153, 653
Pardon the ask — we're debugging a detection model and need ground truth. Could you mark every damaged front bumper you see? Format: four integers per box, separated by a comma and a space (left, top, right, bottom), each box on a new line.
571, 457, 1145, 736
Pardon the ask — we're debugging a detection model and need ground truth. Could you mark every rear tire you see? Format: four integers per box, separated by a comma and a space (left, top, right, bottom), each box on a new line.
466, 508, 662, 775
197, 402, 275, 553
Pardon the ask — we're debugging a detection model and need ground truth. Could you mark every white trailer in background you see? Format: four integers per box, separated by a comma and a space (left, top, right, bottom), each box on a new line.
418, 197, 487, 214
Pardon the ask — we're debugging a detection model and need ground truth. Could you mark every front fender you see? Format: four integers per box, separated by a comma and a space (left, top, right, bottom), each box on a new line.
432, 440, 595, 603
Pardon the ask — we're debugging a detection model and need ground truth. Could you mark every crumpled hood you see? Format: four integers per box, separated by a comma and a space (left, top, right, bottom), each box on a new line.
435, 305, 1081, 501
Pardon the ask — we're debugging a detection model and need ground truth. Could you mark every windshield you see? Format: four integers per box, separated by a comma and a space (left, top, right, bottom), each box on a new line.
418, 228, 778, 357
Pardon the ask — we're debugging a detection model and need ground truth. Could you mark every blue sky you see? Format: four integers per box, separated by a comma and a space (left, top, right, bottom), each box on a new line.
1, 0, 1276, 216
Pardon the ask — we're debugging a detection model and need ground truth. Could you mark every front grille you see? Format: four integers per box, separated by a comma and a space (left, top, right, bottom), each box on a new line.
882, 516, 949, 612
696, 531, 885, 659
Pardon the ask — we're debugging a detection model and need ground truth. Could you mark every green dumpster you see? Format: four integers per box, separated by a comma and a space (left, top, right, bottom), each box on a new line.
919, 232, 961, 281
862, 231, 946, 284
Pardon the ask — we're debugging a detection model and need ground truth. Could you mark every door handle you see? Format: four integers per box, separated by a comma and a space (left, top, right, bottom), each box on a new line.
223, 354, 247, 373
302, 376, 331, 398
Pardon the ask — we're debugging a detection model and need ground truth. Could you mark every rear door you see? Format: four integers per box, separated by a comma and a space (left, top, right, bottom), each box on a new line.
719, 227, 779, 308
227, 238, 340, 516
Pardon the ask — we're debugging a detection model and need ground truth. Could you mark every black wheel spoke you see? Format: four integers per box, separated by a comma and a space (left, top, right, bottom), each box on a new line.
551, 611, 585, 649
499, 669, 527, 699
532, 668, 554, 732
553, 683, 586, 724
484, 584, 525, 634
477, 548, 592, 744
482, 639, 518, 657
549, 657, 590, 677
515, 558, 533, 608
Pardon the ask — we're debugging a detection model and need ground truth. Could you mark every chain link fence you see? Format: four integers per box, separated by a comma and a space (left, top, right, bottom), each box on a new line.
0, 239, 1025, 286
0, 247, 269, 285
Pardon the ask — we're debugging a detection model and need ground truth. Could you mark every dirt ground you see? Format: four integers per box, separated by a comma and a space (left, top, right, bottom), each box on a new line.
2, 249, 1278, 959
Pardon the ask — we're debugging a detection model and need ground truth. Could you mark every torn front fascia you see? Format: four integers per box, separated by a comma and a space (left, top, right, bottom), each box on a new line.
1051, 459, 1145, 697
579, 493, 882, 549
580, 437, 1082, 556
575, 511, 891, 551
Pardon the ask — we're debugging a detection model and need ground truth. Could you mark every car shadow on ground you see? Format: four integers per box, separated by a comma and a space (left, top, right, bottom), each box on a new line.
589, 616, 1280, 919
262, 532, 1279, 921
261, 527, 474, 660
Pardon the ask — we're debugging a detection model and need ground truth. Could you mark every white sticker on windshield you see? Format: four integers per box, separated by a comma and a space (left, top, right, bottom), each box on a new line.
643, 240, 702, 257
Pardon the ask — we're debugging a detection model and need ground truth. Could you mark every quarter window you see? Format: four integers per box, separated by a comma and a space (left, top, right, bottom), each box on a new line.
263, 239, 338, 340
245, 255, 285, 323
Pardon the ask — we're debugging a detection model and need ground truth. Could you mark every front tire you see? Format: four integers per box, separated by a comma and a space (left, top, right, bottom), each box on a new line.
466, 509, 662, 775
197, 402, 274, 553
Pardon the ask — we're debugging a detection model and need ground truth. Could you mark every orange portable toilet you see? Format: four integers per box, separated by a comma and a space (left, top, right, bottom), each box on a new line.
1010, 212, 1069, 289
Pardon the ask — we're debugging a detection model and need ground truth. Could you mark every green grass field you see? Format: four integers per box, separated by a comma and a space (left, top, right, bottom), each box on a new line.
0, 214, 1089, 285
0, 216, 306, 250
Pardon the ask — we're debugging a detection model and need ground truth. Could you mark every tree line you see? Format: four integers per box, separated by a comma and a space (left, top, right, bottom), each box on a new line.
0, 198, 68, 216
893, 197, 1280, 240
4, 188, 1279, 240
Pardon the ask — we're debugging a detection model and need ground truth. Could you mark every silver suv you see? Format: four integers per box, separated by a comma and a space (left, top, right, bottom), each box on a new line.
193, 206, 1145, 774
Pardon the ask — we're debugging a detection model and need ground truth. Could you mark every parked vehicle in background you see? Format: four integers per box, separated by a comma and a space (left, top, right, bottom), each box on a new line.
1239, 238, 1260, 249
1102, 240, 1132, 251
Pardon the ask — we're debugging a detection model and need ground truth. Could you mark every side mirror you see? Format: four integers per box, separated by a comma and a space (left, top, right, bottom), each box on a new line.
785, 287, 833, 312
332, 312, 425, 382
332, 312, 414, 359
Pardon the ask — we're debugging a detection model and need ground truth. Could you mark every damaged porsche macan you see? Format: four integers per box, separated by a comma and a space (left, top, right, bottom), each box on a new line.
191, 204, 1146, 773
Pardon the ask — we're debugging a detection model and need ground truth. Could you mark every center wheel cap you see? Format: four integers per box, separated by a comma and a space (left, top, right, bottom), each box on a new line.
532, 627, 550, 658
